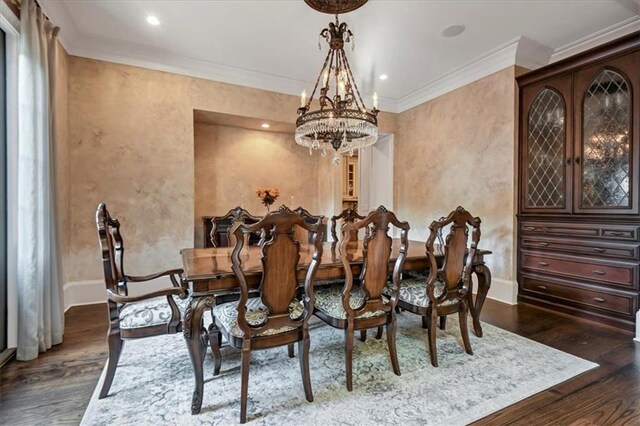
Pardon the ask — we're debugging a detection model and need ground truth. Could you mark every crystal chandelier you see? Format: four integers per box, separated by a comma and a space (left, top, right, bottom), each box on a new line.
296, 1, 378, 163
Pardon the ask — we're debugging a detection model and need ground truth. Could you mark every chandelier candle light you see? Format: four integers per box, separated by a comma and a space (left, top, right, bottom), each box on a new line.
295, 0, 379, 165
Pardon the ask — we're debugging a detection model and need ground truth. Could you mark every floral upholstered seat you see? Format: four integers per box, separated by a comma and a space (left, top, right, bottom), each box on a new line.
119, 296, 189, 329
314, 284, 387, 319
382, 277, 456, 308
212, 297, 305, 338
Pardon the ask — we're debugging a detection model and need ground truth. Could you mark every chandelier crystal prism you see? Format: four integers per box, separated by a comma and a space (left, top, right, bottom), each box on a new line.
295, 9, 378, 160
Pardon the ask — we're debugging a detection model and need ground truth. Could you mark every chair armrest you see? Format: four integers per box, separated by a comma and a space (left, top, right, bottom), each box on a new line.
107, 286, 186, 304
124, 268, 184, 283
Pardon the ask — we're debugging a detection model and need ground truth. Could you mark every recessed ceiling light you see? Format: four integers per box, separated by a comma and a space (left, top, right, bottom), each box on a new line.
146, 15, 160, 26
261, 123, 270, 128
442, 24, 465, 37
379, 74, 388, 81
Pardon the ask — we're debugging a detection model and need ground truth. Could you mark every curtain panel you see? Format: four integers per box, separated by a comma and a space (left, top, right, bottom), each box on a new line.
16, 0, 63, 361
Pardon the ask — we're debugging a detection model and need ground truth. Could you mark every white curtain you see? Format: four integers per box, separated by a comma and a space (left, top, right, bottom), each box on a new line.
16, 0, 63, 361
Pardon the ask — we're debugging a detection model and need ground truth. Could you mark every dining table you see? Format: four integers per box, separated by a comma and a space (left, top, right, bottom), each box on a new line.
180, 239, 492, 414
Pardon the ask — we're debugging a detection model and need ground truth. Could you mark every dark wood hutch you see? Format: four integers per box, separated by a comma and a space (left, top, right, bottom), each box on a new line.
516, 32, 640, 332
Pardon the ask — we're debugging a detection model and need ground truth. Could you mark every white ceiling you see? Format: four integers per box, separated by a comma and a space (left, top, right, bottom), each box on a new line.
41, 0, 640, 112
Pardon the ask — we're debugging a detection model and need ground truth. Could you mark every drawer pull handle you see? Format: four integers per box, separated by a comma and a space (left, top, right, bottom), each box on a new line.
538, 242, 549, 247
593, 297, 606, 303
538, 262, 549, 266
592, 248, 606, 253
537, 285, 548, 290
524, 226, 538, 231
608, 231, 624, 236
592, 270, 606, 276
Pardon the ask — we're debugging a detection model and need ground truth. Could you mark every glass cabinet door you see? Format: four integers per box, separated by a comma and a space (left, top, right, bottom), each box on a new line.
521, 75, 573, 213
574, 52, 639, 214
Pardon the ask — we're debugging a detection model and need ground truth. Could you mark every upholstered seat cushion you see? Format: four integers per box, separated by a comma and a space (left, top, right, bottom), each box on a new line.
314, 284, 387, 320
383, 277, 457, 308
212, 298, 304, 338
119, 295, 188, 329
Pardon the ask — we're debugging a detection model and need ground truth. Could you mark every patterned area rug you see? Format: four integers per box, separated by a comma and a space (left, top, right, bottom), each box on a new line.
82, 314, 597, 425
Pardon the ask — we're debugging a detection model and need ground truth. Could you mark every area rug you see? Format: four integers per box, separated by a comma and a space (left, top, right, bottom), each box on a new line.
81, 314, 597, 425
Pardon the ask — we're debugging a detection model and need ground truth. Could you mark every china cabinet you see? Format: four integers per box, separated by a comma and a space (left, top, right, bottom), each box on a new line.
341, 155, 359, 210
517, 32, 639, 331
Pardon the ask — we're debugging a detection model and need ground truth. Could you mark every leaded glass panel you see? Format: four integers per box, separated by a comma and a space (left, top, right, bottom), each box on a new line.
526, 88, 566, 208
582, 69, 631, 207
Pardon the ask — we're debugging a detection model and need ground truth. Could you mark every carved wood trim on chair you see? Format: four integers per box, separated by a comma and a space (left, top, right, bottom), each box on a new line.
330, 207, 366, 242
209, 206, 261, 247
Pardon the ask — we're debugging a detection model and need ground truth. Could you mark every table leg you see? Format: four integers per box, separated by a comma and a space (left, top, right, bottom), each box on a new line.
183, 295, 215, 415
471, 264, 492, 337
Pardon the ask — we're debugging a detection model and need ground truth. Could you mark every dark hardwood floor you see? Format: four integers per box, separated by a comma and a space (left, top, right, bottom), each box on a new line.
1, 300, 638, 425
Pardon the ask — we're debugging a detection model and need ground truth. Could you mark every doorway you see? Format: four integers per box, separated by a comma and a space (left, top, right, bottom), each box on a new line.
358, 133, 394, 214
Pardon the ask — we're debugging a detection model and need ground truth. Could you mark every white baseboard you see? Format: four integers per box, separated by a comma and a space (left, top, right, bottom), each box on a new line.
481, 277, 518, 306
63, 280, 105, 312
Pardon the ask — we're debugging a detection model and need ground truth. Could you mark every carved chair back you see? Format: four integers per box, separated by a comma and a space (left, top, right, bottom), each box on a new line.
425, 206, 481, 304
330, 207, 366, 242
339, 206, 410, 318
96, 203, 127, 296
294, 206, 324, 243
210, 206, 261, 247
231, 205, 324, 338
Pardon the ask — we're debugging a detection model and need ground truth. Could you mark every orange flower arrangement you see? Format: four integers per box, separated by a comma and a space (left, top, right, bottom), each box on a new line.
256, 187, 280, 211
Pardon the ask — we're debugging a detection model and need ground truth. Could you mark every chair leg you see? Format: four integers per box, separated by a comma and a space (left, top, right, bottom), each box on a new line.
359, 329, 367, 342
99, 329, 124, 399
240, 345, 251, 424
421, 316, 429, 329
459, 304, 473, 356
288, 343, 295, 358
208, 323, 222, 376
439, 316, 447, 330
298, 334, 313, 402
386, 319, 401, 376
375, 326, 383, 339
428, 311, 439, 367
344, 326, 354, 391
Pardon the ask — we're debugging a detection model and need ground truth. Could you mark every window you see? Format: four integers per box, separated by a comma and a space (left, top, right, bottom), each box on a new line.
0, 27, 7, 353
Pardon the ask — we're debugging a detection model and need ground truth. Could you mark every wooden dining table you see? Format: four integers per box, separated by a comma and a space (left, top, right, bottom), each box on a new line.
180, 239, 492, 414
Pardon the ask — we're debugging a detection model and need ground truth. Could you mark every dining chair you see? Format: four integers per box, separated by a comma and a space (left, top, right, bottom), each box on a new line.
384, 206, 481, 367
313, 205, 410, 391
210, 206, 261, 247
209, 205, 324, 423
95, 203, 188, 399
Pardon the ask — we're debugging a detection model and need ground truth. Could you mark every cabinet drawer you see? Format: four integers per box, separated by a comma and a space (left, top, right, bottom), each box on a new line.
521, 251, 639, 289
520, 221, 640, 241
521, 275, 637, 317
520, 236, 640, 261
600, 226, 639, 241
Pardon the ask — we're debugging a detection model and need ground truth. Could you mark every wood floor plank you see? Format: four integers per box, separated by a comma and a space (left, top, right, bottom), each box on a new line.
1, 300, 638, 425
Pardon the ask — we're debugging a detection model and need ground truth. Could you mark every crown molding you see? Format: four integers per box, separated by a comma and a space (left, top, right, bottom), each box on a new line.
550, 15, 640, 62
396, 36, 553, 112
0, 0, 20, 33
38, 0, 638, 115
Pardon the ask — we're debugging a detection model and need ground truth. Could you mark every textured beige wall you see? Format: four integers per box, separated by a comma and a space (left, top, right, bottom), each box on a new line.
53, 40, 70, 283
66, 56, 397, 282
395, 66, 518, 282
194, 123, 319, 246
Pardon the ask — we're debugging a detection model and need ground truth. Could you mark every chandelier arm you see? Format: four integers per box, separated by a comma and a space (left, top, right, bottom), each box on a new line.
307, 47, 335, 108
320, 48, 336, 109
341, 49, 367, 111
